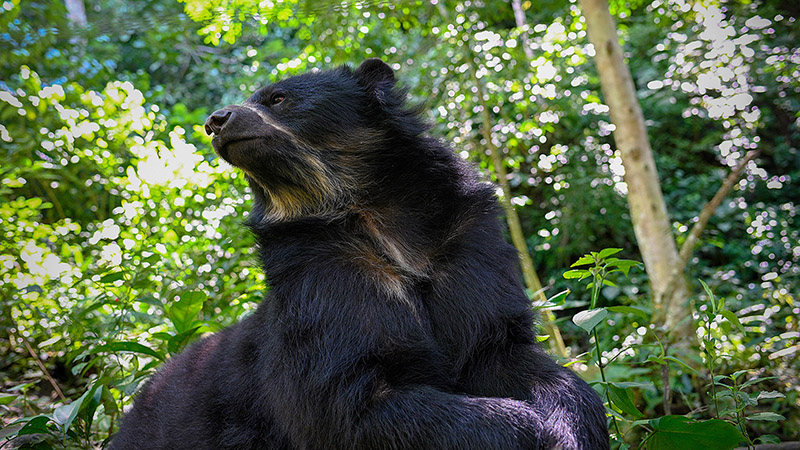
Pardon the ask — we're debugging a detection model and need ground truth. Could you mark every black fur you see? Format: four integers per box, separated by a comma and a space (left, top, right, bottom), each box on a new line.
112, 59, 609, 450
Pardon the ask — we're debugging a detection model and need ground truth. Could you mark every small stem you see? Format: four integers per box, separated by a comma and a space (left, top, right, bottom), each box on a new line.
590, 262, 620, 436
661, 364, 672, 415
732, 379, 753, 448
594, 327, 620, 437
706, 319, 720, 418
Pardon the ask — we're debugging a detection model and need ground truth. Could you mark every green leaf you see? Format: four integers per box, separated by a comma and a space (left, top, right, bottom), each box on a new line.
168, 290, 207, 333
0, 394, 17, 405
8, 382, 37, 392
608, 384, 644, 418
606, 259, 641, 277
563, 269, 591, 280
746, 412, 785, 422
53, 385, 96, 436
82, 384, 103, 431
647, 416, 746, 450
597, 248, 623, 260
720, 310, 745, 334
645, 355, 666, 365
755, 435, 780, 444
16, 416, 52, 437
662, 356, 699, 374
168, 326, 202, 354
101, 386, 119, 416
731, 369, 749, 380
546, 289, 570, 306
99, 271, 125, 283
606, 305, 649, 320
572, 308, 608, 333
756, 390, 785, 401
698, 279, 717, 313
741, 376, 774, 388
0, 422, 23, 440
141, 253, 161, 265
571, 255, 594, 267
703, 339, 716, 356
611, 381, 655, 390
90, 341, 164, 361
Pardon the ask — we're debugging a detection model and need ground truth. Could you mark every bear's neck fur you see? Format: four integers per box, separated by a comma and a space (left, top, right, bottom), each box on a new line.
246, 134, 498, 295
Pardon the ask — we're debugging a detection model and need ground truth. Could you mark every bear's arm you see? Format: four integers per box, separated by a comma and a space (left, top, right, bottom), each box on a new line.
264, 261, 546, 450
461, 334, 611, 449
429, 220, 610, 449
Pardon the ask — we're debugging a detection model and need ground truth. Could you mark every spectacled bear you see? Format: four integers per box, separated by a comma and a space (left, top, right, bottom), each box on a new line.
111, 58, 609, 450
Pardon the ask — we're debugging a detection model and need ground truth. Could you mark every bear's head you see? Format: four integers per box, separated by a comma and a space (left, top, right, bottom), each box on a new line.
205, 58, 423, 223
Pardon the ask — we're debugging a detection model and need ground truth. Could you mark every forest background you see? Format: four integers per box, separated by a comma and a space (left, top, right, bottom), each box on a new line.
0, 0, 798, 448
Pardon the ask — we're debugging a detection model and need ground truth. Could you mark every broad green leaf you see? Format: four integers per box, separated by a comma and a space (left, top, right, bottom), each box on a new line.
82, 385, 104, 431
747, 412, 785, 422
99, 271, 125, 283
563, 269, 591, 280
703, 339, 716, 356
756, 435, 781, 444
571, 255, 594, 267
0, 394, 17, 405
597, 248, 623, 260
756, 390, 785, 401
741, 376, 775, 388
16, 416, 52, 437
90, 341, 164, 361
168, 326, 202, 354
608, 384, 644, 418
141, 253, 161, 265
53, 384, 95, 436
731, 369, 749, 380
547, 289, 570, 306
168, 291, 207, 333
606, 305, 649, 320
647, 416, 746, 450
101, 386, 119, 416
572, 308, 608, 333
720, 310, 745, 334
606, 259, 641, 277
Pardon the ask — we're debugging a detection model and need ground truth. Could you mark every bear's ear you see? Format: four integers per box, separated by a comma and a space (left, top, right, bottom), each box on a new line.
354, 58, 396, 100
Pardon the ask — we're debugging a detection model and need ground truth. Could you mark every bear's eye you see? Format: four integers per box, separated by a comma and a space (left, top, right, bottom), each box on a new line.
269, 94, 286, 106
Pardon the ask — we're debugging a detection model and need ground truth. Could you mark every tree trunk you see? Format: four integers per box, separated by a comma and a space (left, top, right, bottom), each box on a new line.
470, 64, 568, 358
510, 0, 534, 60
65, 0, 87, 27
579, 0, 691, 334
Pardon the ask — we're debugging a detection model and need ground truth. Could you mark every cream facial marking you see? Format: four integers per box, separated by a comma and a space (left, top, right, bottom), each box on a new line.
241, 102, 293, 136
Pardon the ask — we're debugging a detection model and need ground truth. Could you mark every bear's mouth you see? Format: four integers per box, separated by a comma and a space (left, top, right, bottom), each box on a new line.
212, 136, 261, 163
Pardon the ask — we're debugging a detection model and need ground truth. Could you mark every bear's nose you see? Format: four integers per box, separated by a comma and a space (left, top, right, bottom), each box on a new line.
204, 109, 232, 136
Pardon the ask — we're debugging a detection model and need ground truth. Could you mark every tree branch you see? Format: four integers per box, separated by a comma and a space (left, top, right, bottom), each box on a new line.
678, 150, 760, 268
12, 331, 66, 401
